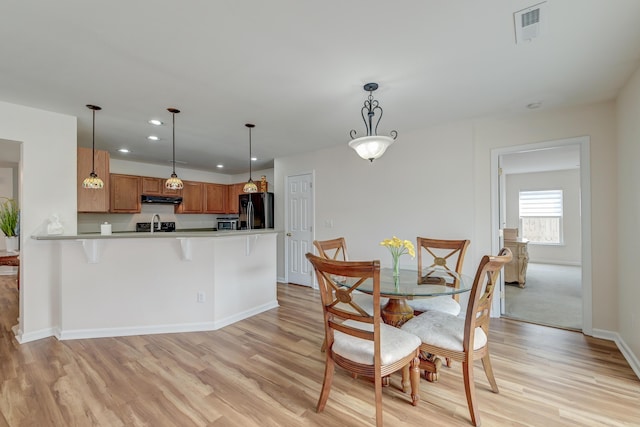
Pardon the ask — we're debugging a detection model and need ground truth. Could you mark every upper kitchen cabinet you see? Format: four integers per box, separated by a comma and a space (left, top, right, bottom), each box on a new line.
141, 176, 182, 196
227, 183, 246, 215
175, 181, 204, 214
204, 183, 227, 214
77, 147, 110, 212
110, 174, 141, 213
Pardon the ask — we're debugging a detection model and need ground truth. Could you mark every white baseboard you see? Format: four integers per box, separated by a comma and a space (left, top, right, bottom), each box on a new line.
277, 275, 286, 283
213, 300, 279, 330
12, 301, 281, 342
528, 259, 581, 266
14, 326, 58, 344
592, 328, 640, 380
57, 321, 218, 340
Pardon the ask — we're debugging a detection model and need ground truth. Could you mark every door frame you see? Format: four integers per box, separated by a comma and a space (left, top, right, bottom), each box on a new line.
283, 170, 315, 287
490, 136, 592, 335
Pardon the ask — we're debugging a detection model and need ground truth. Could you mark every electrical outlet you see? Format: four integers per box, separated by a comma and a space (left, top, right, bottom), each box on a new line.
197, 291, 205, 303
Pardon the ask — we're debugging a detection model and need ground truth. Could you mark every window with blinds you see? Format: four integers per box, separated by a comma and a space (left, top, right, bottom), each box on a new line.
519, 189, 563, 244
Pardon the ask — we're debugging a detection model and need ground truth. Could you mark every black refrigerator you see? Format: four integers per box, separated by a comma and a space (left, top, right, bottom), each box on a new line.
239, 192, 274, 230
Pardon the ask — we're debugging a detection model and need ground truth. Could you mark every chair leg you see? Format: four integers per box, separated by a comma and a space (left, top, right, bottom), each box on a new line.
410, 355, 421, 406
481, 353, 499, 393
320, 337, 326, 352
316, 356, 335, 412
462, 361, 480, 426
374, 371, 383, 427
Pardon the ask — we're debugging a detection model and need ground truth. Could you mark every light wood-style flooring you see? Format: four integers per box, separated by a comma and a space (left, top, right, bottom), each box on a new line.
1, 274, 639, 426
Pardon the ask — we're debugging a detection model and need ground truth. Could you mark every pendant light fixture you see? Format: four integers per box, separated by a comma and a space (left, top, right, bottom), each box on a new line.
348, 82, 398, 162
243, 123, 258, 193
82, 104, 105, 189
165, 107, 184, 190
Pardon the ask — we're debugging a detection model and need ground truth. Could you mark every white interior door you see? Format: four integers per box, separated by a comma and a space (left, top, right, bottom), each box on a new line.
285, 173, 313, 286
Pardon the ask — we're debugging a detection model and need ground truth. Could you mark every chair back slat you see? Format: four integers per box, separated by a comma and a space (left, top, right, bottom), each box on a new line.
417, 237, 470, 301
314, 237, 349, 261
463, 248, 512, 351
306, 253, 381, 353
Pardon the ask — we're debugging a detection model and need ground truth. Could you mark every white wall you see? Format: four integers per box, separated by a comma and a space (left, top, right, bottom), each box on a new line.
275, 121, 476, 276
616, 64, 640, 364
276, 101, 618, 336
0, 101, 77, 341
505, 169, 581, 264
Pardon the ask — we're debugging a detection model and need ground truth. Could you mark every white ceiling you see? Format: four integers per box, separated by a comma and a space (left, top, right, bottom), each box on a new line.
1, 0, 639, 174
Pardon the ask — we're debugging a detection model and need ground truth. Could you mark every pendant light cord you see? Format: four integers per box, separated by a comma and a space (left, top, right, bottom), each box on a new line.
172, 111, 176, 174
248, 126, 252, 180
91, 108, 96, 174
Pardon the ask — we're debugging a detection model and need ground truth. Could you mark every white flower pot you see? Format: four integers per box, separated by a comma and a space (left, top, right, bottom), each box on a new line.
5, 236, 18, 253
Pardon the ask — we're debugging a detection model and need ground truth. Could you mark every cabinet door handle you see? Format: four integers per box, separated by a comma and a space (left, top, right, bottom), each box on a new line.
286, 232, 292, 236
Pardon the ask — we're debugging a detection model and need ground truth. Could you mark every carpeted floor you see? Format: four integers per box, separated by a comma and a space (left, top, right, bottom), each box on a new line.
503, 262, 582, 330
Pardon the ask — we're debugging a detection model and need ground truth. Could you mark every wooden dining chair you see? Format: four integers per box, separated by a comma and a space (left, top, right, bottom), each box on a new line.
401, 248, 512, 426
306, 253, 421, 427
409, 237, 470, 316
313, 237, 350, 261
313, 238, 388, 345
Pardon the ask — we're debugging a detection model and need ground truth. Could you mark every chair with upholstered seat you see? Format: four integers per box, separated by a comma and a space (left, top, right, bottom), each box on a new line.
408, 237, 470, 316
306, 253, 421, 427
313, 238, 387, 328
401, 248, 512, 426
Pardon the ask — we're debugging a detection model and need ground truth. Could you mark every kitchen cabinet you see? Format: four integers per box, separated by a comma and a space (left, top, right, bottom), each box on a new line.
226, 183, 246, 215
110, 174, 141, 213
141, 176, 182, 196
204, 183, 227, 213
175, 181, 204, 214
77, 147, 110, 212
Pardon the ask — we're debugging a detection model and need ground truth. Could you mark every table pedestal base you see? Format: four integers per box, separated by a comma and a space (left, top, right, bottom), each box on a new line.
381, 298, 443, 382
381, 299, 414, 327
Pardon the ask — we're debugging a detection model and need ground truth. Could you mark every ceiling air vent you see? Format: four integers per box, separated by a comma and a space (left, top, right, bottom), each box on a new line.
514, 2, 547, 44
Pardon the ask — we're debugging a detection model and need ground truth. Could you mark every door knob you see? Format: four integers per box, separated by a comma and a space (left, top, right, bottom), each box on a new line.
286, 232, 292, 236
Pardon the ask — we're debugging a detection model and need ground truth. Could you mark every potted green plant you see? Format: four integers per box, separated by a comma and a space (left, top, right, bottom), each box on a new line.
0, 197, 19, 252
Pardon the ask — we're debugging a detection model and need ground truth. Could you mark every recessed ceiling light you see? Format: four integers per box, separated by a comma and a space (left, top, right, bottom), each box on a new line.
148, 119, 163, 126
251, 157, 257, 161
147, 135, 159, 141
118, 148, 130, 153
216, 164, 224, 168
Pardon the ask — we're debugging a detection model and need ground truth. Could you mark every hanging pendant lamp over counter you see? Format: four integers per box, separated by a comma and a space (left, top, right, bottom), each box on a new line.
243, 123, 258, 193
165, 107, 184, 190
82, 104, 105, 189
348, 82, 398, 162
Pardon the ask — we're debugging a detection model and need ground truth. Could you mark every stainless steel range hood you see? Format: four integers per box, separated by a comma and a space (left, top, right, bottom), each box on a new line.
140, 195, 183, 204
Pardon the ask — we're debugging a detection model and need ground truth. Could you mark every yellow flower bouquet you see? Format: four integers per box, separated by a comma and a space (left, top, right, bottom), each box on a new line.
380, 236, 415, 279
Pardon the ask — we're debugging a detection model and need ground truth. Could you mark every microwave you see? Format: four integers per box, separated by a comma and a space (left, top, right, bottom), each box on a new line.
217, 218, 238, 231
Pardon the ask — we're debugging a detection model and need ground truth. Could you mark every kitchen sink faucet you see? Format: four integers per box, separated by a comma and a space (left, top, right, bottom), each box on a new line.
150, 213, 161, 233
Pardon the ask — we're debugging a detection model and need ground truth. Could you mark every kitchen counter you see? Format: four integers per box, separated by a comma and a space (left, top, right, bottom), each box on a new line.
32, 228, 279, 240
31, 230, 279, 340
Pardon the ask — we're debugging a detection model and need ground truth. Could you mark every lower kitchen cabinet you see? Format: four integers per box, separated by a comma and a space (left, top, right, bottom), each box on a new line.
110, 174, 141, 213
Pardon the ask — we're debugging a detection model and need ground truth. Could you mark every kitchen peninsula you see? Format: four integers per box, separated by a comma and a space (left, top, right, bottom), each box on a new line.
32, 229, 278, 340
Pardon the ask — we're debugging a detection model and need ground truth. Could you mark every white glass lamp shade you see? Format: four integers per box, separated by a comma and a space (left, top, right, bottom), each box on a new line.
165, 174, 184, 190
82, 173, 104, 189
243, 179, 258, 193
348, 135, 395, 162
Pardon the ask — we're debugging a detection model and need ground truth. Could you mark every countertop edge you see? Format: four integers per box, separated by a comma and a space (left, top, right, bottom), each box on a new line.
31, 229, 282, 240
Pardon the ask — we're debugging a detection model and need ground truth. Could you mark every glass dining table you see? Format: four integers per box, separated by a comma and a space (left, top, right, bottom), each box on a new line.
355, 266, 473, 327
353, 266, 473, 382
